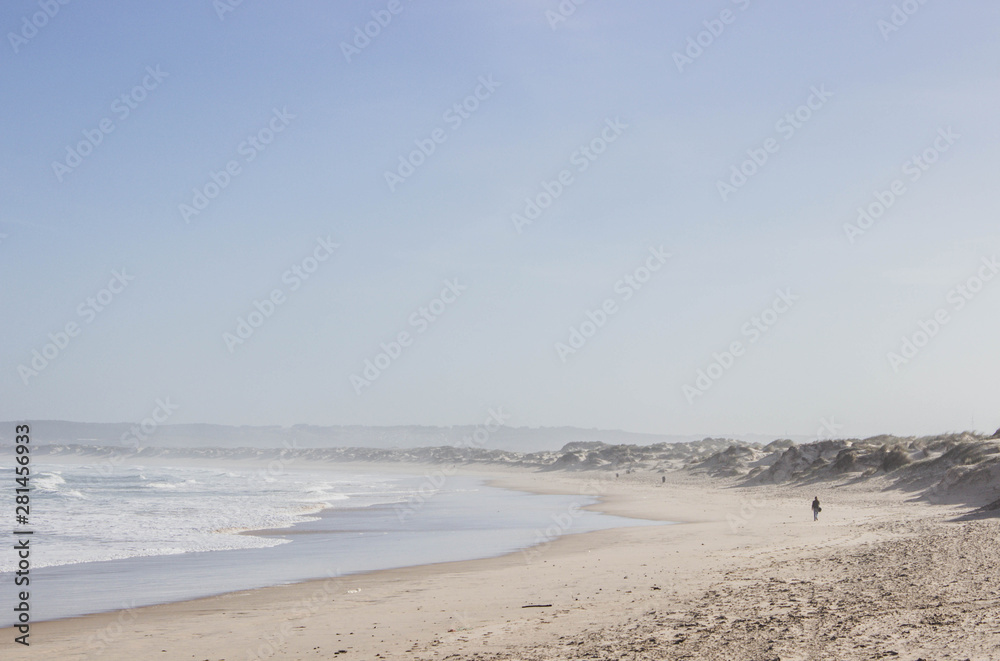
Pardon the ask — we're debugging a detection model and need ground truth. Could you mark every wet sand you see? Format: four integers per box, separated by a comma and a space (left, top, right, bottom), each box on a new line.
3, 466, 996, 660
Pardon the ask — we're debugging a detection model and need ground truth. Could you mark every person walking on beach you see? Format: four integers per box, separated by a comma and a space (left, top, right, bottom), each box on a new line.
811, 496, 821, 521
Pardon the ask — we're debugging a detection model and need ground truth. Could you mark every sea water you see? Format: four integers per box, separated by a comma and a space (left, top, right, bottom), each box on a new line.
0, 461, 658, 625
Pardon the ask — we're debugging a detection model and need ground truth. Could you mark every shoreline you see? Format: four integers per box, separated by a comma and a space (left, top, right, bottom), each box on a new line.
4, 465, 995, 660
0, 463, 656, 628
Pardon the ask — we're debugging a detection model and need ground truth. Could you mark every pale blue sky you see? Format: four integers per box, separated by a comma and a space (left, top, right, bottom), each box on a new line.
2, 1, 999, 438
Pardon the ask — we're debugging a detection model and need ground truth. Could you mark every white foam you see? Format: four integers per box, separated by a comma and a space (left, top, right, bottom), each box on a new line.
33, 471, 66, 491
0, 463, 424, 572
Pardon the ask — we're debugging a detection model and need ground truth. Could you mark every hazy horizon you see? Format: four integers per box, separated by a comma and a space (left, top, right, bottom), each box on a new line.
3, 2, 999, 440
2, 418, 996, 448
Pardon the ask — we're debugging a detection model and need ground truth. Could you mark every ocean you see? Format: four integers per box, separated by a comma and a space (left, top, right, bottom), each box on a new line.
0, 460, 658, 625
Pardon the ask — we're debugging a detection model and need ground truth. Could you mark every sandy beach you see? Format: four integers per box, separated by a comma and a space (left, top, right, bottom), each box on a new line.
7, 1, 997, 658
3, 464, 997, 661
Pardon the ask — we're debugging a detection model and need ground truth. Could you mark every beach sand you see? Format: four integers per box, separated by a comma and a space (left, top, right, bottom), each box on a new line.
4, 466, 998, 660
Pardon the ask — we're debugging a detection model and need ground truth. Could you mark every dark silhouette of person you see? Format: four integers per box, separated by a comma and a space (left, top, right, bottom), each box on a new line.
812, 496, 821, 521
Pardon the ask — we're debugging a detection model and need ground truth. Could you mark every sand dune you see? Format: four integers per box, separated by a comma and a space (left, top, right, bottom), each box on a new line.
32, 429, 1000, 509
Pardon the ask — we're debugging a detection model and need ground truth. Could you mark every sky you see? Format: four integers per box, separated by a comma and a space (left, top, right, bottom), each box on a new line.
1, 1, 999, 439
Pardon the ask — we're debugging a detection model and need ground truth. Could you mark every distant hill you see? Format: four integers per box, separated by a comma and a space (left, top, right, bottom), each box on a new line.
0, 420, 784, 453
16, 431, 1000, 510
